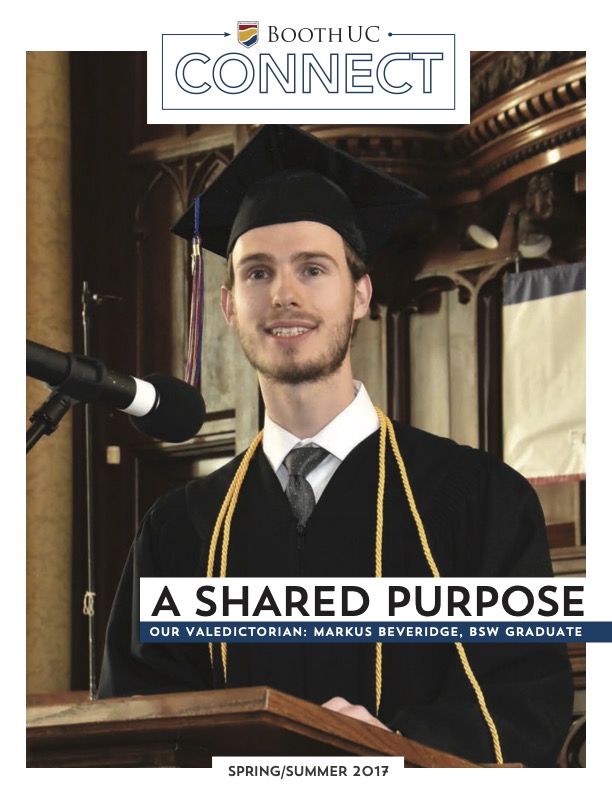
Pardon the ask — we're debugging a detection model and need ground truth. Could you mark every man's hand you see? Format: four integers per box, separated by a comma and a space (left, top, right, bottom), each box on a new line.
322, 696, 391, 730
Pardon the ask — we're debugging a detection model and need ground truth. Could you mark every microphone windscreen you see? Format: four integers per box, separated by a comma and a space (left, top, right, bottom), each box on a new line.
129, 374, 206, 442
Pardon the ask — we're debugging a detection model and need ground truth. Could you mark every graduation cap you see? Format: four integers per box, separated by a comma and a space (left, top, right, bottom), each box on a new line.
173, 124, 427, 385
173, 124, 426, 259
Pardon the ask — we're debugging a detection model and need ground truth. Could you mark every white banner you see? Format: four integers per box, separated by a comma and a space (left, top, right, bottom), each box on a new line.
140, 576, 589, 622
503, 261, 586, 483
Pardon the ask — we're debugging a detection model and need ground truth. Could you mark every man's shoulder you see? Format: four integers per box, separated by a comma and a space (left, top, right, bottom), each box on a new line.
389, 420, 530, 488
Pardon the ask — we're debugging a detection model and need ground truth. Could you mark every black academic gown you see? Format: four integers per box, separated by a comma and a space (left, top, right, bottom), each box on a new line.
98, 422, 574, 767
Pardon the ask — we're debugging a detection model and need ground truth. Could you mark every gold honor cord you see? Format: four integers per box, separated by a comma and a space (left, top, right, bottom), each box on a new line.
377, 408, 504, 765
374, 412, 387, 717
205, 411, 503, 764
205, 430, 264, 670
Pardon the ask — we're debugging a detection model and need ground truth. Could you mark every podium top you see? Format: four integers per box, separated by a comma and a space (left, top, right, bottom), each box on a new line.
26, 686, 488, 768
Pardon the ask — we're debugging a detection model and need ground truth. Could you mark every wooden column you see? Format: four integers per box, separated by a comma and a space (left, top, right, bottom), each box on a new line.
26, 51, 73, 692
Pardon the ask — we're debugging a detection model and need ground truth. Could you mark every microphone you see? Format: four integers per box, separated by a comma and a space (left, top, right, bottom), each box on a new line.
26, 339, 206, 443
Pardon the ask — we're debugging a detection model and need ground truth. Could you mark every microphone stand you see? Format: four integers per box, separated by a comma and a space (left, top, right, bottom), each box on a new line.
26, 284, 121, 700
79, 282, 122, 701
81, 281, 97, 700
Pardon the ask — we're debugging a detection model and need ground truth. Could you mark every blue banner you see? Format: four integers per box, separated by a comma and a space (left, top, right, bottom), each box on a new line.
503, 260, 585, 305
140, 621, 606, 643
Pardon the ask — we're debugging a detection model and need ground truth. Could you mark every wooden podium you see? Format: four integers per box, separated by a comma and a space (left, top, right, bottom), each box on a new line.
26, 687, 486, 768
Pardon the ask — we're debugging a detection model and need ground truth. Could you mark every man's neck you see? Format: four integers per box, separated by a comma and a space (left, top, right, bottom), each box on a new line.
259, 364, 357, 440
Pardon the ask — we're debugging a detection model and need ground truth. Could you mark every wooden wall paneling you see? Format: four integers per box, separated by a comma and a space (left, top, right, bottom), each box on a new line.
135, 166, 187, 380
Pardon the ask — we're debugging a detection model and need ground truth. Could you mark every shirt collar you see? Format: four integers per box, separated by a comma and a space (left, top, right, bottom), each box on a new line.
263, 382, 380, 474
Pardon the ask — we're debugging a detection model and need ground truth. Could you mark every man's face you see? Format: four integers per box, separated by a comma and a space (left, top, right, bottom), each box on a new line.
221, 221, 371, 385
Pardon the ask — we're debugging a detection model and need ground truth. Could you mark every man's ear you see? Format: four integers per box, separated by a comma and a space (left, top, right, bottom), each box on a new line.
220, 286, 235, 327
353, 274, 373, 320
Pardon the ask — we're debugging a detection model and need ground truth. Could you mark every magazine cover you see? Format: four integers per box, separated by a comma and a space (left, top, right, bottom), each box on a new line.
20, 4, 603, 791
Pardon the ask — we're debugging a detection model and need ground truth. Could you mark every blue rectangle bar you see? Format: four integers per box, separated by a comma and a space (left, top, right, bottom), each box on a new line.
139, 621, 605, 643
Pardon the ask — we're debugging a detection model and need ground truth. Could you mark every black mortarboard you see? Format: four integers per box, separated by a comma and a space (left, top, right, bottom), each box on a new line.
171, 124, 427, 260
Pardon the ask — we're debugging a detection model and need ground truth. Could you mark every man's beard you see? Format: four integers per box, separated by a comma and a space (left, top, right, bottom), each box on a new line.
235, 311, 354, 385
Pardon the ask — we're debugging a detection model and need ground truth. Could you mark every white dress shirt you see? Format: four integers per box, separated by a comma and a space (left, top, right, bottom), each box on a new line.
262, 382, 380, 502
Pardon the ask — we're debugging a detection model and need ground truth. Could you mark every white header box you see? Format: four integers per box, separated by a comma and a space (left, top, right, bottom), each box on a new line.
150, 28, 469, 124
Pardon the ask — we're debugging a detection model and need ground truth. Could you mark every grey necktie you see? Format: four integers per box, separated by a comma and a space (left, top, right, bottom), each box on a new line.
283, 445, 329, 524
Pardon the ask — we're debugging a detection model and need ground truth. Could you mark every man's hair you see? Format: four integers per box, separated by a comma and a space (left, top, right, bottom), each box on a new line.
223, 238, 369, 290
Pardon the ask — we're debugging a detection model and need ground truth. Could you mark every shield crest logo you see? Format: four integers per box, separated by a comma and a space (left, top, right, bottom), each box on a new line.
238, 21, 259, 48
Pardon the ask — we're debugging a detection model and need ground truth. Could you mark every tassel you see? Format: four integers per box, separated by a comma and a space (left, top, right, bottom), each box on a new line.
185, 196, 204, 387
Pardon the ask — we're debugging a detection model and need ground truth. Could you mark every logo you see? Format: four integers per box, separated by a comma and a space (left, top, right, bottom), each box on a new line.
238, 21, 258, 48
157, 29, 469, 123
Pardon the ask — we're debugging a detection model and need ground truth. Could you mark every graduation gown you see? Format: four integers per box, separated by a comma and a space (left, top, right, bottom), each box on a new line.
98, 422, 574, 767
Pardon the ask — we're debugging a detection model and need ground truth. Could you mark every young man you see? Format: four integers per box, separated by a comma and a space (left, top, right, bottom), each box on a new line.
98, 125, 573, 766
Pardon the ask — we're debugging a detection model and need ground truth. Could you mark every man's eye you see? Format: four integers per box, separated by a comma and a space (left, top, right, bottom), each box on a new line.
305, 266, 322, 276
248, 269, 269, 280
